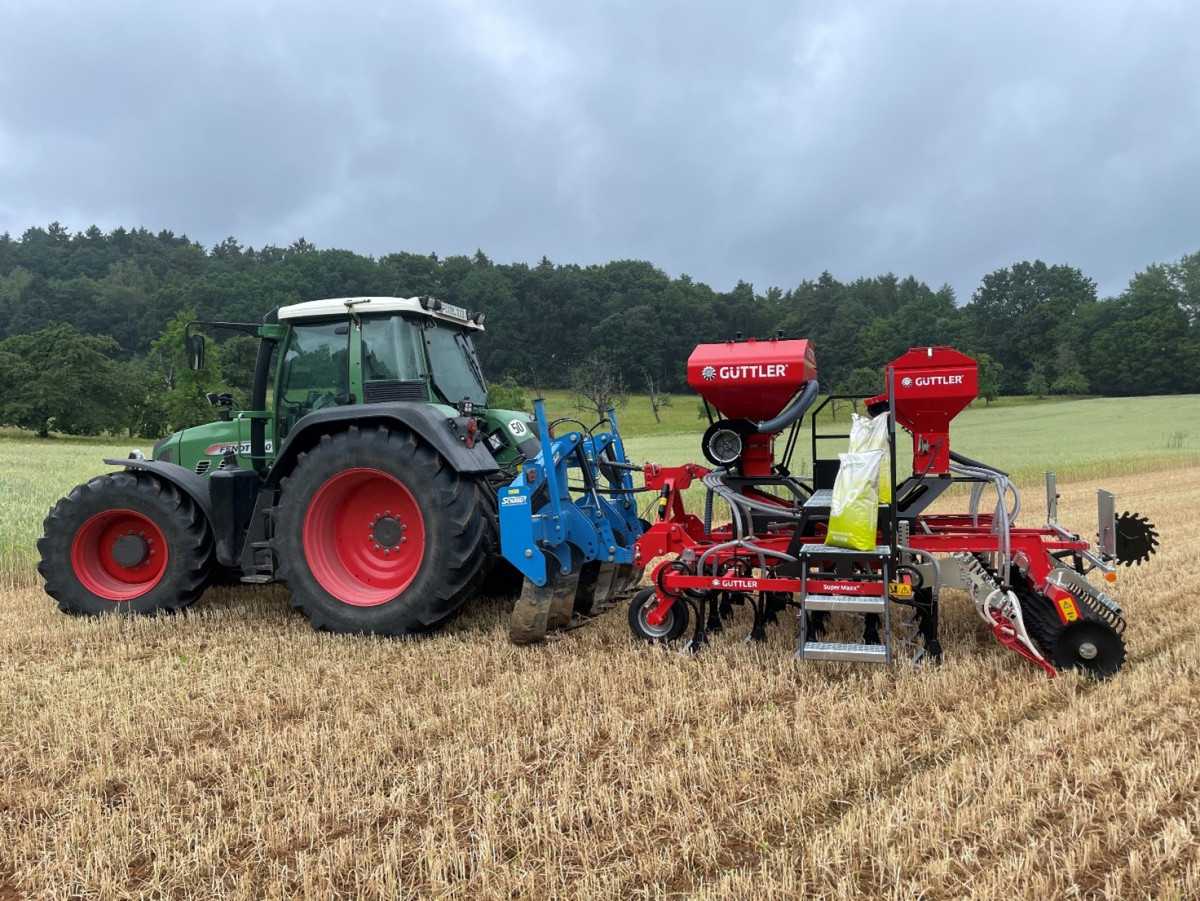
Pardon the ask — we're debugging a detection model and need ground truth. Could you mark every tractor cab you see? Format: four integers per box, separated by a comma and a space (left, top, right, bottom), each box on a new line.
272, 296, 489, 440
160, 297, 533, 478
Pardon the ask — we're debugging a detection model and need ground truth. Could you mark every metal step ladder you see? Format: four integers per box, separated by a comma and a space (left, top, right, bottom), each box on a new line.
796, 376, 901, 666
796, 542, 893, 664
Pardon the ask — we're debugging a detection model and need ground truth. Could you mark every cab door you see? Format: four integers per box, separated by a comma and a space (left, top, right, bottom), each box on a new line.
275, 320, 351, 440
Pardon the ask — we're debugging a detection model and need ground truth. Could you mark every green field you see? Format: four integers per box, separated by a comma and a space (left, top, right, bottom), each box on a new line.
3, 394, 1197, 580
538, 391, 1199, 483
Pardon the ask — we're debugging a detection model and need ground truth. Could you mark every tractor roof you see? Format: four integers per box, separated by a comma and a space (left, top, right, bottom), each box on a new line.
277, 296, 484, 330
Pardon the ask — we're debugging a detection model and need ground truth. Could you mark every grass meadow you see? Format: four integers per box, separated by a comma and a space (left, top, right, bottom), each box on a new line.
1, 395, 1198, 899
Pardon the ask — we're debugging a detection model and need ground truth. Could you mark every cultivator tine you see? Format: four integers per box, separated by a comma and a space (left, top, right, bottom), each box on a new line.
594, 562, 621, 606
572, 562, 602, 616
899, 607, 940, 666
900, 608, 922, 660
546, 569, 583, 631
613, 563, 635, 594
509, 572, 558, 645
627, 564, 645, 592
509, 550, 589, 640
571, 561, 609, 617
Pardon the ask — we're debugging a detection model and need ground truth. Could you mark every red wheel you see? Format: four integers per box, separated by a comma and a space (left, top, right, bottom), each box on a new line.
302, 468, 428, 605
39, 471, 212, 616
70, 510, 169, 600
276, 426, 490, 635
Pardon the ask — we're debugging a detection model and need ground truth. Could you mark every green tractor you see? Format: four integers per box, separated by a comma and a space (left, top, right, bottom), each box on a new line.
38, 296, 543, 635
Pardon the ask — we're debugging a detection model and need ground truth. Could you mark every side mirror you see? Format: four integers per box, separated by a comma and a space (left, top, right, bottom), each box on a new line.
187, 334, 207, 370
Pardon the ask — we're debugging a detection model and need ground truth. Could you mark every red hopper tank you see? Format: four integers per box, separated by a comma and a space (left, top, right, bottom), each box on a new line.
887, 346, 978, 475
687, 338, 817, 421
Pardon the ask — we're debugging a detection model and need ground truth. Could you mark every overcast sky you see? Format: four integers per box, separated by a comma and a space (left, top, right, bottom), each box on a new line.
1, 1, 1197, 302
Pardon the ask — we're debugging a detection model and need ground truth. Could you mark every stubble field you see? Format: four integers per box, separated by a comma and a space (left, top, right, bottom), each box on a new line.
0, 398, 1198, 900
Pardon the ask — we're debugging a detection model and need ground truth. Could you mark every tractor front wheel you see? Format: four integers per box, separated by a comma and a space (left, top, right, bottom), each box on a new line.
275, 426, 488, 635
38, 471, 212, 615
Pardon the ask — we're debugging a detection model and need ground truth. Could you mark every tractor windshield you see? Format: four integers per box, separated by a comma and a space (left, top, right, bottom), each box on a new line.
423, 321, 488, 408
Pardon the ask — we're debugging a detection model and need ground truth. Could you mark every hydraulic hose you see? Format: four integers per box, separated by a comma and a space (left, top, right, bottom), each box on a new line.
948, 449, 1009, 478
702, 475, 803, 522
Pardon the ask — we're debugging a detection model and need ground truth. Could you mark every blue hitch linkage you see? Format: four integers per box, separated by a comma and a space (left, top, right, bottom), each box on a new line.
501, 399, 643, 644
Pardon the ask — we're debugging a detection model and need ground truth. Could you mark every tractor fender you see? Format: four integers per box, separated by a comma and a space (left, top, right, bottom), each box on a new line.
102, 458, 215, 525
267, 403, 502, 487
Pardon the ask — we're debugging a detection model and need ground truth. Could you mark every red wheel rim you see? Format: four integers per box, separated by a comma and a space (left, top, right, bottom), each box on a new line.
71, 510, 169, 601
303, 468, 427, 606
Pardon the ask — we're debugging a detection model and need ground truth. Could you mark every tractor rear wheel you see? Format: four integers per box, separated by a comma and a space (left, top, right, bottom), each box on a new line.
476, 482, 526, 599
38, 471, 212, 615
275, 426, 488, 635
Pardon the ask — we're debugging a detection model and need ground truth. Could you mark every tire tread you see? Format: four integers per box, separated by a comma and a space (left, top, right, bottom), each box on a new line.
274, 427, 491, 635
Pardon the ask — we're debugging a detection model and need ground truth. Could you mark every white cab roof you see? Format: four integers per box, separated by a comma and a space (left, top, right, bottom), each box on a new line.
277, 296, 483, 330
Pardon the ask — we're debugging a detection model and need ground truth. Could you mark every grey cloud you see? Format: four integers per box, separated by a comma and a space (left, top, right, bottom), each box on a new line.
2, 0, 1197, 302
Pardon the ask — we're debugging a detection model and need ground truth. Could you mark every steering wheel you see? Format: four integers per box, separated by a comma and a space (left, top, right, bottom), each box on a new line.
311, 392, 339, 411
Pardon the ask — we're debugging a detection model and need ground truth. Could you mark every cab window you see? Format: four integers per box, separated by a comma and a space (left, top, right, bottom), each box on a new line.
424, 321, 487, 407
361, 316, 425, 381
278, 321, 349, 433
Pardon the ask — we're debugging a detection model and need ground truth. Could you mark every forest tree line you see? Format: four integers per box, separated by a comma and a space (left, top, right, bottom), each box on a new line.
0, 222, 1198, 438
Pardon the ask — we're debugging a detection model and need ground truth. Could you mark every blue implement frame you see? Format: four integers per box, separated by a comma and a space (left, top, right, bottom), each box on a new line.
498, 399, 642, 586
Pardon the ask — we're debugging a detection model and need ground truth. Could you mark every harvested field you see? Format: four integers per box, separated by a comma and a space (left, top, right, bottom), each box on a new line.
1, 466, 1197, 899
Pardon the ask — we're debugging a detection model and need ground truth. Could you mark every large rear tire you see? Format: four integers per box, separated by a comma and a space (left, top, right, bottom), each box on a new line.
476, 482, 525, 599
38, 471, 212, 615
275, 426, 488, 635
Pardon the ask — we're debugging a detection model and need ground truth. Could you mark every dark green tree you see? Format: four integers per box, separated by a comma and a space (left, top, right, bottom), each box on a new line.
0, 323, 130, 437
1166, 248, 1200, 331
1026, 366, 1049, 399
834, 367, 884, 415
970, 352, 1003, 405
964, 261, 1096, 393
1089, 266, 1200, 395
218, 334, 260, 407
1049, 345, 1088, 395
149, 310, 227, 431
